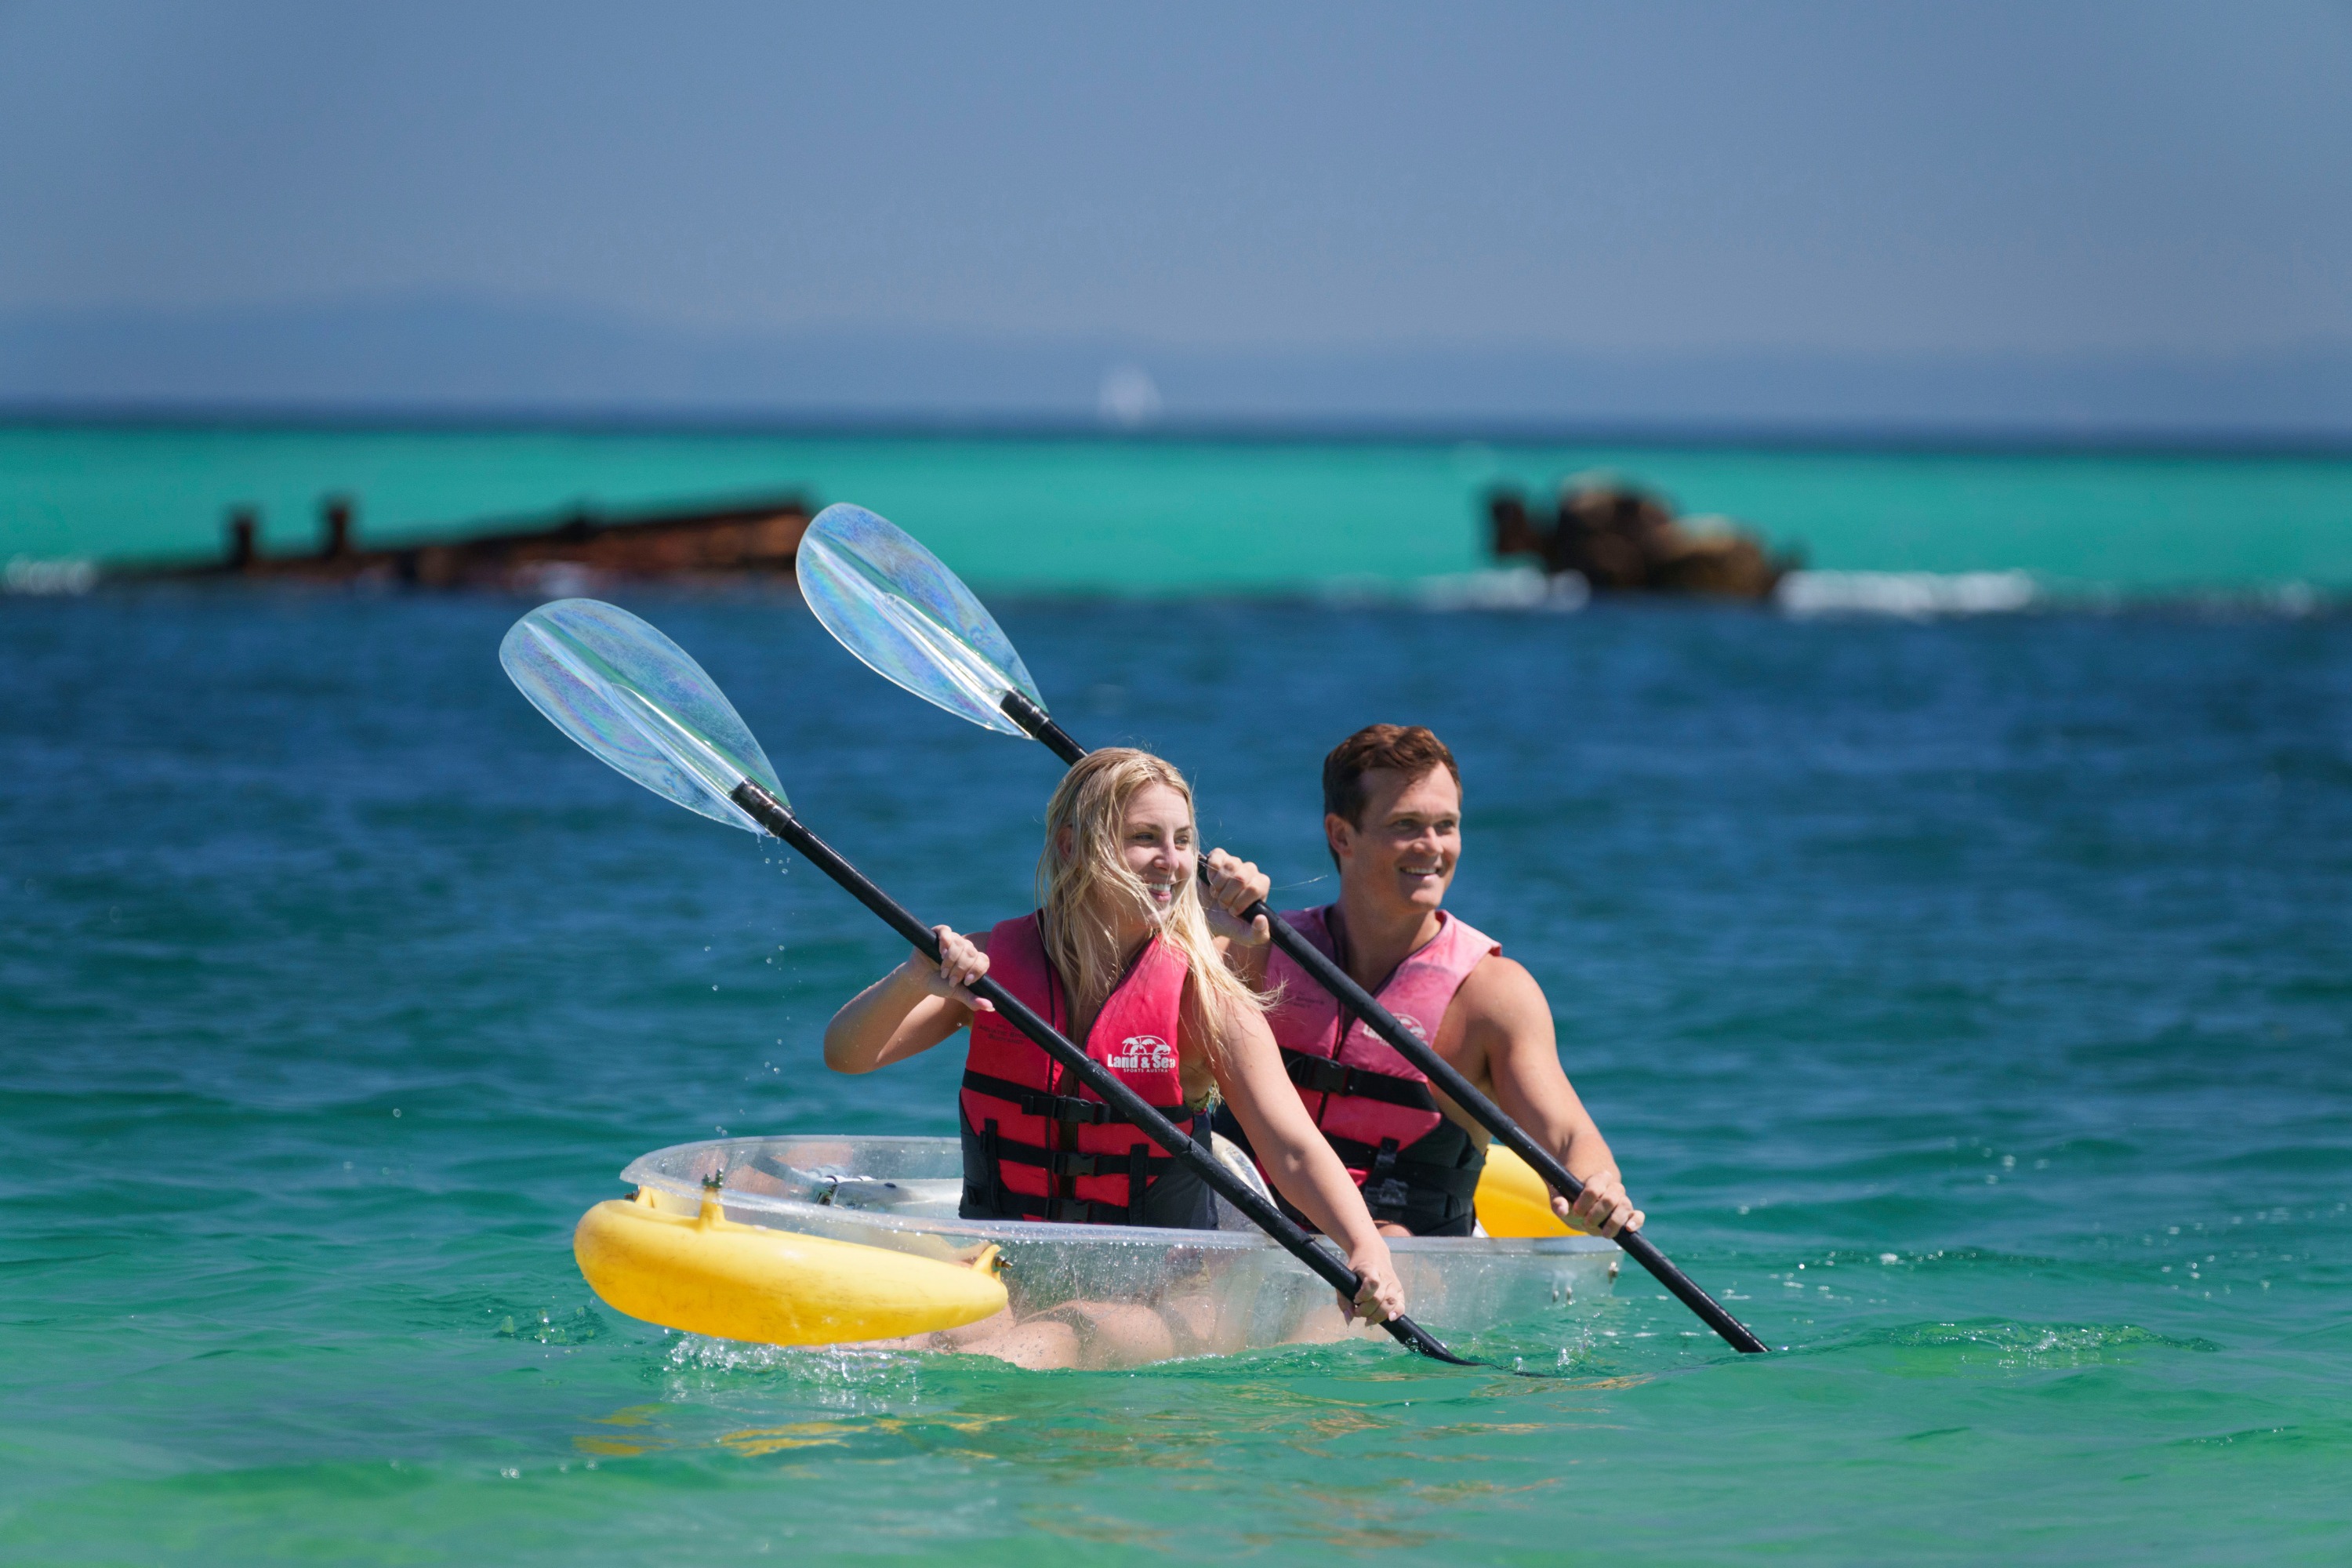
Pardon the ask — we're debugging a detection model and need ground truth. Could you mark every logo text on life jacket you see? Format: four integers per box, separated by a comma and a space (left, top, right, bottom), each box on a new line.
1107, 1034, 1178, 1073
1392, 1013, 1428, 1042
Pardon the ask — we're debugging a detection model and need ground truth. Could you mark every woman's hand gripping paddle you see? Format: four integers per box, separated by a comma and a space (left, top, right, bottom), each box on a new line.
499, 597, 1471, 1366
796, 505, 1771, 1356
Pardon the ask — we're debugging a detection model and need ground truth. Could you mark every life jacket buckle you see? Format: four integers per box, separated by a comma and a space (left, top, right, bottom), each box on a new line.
1021, 1089, 1113, 1126
1283, 1052, 1353, 1095
1363, 1137, 1410, 1215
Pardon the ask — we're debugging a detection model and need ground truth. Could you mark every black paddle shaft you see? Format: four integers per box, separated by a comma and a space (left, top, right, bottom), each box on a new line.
727, 780, 1471, 1366
994, 691, 1769, 1356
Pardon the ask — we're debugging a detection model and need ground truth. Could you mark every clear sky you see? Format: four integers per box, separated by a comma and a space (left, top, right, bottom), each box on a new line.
2, 1, 2348, 360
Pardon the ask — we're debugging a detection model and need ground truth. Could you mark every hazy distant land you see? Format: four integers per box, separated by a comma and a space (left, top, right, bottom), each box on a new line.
5, 296, 2350, 443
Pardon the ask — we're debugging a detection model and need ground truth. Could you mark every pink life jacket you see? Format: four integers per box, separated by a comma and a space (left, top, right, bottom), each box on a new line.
957, 913, 1209, 1226
1262, 906, 1500, 1232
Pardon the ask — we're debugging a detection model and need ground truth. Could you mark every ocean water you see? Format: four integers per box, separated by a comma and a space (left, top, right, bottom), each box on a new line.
5, 422, 2352, 593
2, 584, 2347, 1564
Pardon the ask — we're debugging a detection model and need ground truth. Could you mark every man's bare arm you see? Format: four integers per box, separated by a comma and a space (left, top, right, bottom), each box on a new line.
1453, 956, 1644, 1236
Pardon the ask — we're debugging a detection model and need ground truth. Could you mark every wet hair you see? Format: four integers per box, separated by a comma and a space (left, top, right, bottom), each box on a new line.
1037, 748, 1271, 1066
1322, 724, 1463, 828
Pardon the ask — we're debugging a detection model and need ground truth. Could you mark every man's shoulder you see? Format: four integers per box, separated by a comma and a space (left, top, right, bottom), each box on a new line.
1453, 950, 1548, 1022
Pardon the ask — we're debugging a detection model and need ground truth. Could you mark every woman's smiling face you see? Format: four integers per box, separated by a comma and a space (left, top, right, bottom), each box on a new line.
1120, 782, 1195, 914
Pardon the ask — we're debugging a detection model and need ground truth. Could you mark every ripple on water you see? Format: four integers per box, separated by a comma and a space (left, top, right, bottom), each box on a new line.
1836, 1319, 2222, 1364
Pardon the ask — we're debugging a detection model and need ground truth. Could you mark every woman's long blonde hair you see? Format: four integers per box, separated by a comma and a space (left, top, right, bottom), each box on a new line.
1037, 748, 1270, 1065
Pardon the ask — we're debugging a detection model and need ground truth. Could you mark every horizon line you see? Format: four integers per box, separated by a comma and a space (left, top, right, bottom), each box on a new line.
7, 399, 2352, 461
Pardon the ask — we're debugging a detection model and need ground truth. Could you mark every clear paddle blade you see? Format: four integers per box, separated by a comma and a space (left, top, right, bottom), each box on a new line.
795, 503, 1046, 736
499, 598, 786, 833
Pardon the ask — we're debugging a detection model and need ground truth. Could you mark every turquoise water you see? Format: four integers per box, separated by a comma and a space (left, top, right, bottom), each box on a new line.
3, 588, 2348, 1563
5, 422, 2352, 590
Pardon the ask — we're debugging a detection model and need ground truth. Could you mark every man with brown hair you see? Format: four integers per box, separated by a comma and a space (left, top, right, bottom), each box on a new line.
1206, 724, 1642, 1239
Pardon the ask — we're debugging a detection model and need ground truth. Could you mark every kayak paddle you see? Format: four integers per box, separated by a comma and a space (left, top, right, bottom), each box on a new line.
499, 597, 1472, 1366
796, 503, 1769, 1356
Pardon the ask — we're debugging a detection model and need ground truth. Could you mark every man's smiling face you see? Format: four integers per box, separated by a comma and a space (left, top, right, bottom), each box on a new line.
1329, 765, 1461, 918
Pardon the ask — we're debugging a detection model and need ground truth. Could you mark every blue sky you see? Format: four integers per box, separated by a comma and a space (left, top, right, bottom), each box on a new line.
2, 2, 2348, 424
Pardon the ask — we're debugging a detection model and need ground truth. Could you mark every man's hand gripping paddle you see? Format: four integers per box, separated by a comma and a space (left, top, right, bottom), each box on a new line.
796, 504, 1770, 1356
499, 597, 1470, 1366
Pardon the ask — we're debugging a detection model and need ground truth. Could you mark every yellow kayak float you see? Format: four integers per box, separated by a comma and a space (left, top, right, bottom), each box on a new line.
576, 1185, 1007, 1345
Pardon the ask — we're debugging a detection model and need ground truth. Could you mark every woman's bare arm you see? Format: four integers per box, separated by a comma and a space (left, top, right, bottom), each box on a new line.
822, 927, 992, 1075
1200, 989, 1405, 1323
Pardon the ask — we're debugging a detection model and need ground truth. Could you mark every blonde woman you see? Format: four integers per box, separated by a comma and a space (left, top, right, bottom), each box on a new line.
824, 748, 1406, 1347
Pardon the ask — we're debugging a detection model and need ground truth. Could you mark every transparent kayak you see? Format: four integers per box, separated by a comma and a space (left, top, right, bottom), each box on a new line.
619, 1134, 1621, 1364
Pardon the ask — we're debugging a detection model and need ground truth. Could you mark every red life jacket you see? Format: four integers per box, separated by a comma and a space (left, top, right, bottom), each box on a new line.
1261, 906, 1500, 1232
957, 913, 1207, 1225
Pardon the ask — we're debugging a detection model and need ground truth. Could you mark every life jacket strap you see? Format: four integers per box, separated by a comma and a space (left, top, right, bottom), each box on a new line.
1360, 1137, 1403, 1215
1279, 1047, 1441, 1112
983, 1119, 1008, 1214
983, 1125, 1193, 1181
1320, 1131, 1486, 1204
962, 1068, 1189, 1127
